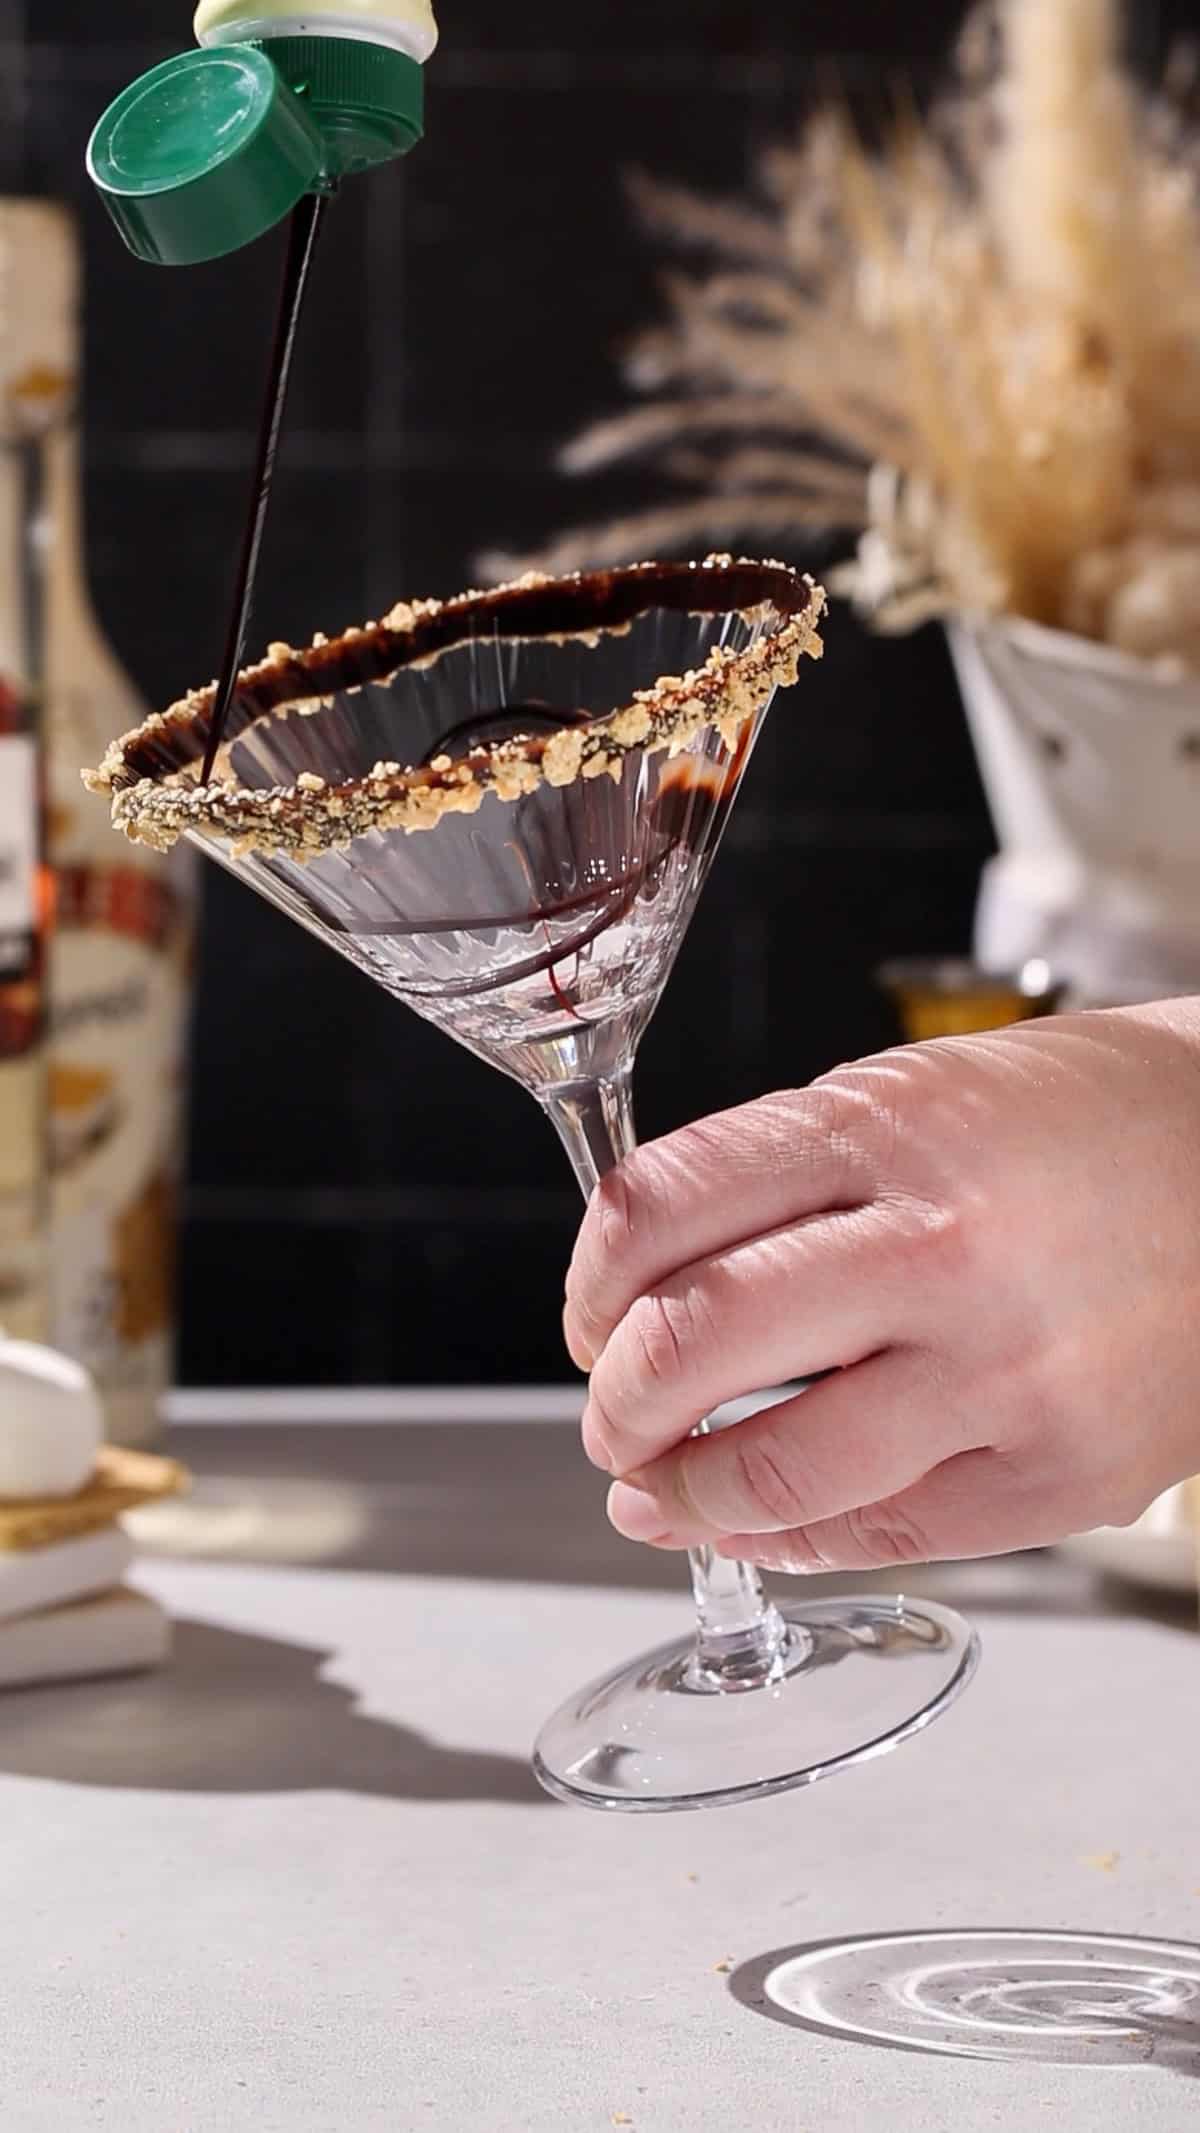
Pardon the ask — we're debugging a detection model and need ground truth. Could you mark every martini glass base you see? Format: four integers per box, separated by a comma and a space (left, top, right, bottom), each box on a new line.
533, 1594, 980, 1813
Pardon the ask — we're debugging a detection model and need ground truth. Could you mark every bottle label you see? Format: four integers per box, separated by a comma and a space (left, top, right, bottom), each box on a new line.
0, 207, 191, 1415
48, 848, 190, 1446
47, 668, 193, 1449
0, 725, 45, 1340
0, 731, 36, 943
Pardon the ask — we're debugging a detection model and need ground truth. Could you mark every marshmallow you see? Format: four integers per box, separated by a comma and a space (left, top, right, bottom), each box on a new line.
0, 1337, 104, 1499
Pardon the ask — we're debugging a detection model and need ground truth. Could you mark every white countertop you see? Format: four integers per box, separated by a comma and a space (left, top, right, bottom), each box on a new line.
4, 1416, 1199, 2131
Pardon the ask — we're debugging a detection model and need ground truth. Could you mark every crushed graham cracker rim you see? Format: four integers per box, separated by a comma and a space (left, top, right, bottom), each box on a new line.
83, 556, 825, 860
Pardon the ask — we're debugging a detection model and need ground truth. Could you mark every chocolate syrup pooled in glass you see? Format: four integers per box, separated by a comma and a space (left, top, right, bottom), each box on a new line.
420, 701, 588, 764
339, 700, 737, 986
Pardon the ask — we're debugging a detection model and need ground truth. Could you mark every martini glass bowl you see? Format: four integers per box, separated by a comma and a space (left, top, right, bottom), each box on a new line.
88, 555, 979, 1811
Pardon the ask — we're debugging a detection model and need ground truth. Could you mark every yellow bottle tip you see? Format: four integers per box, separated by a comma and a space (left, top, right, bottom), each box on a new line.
194, 0, 439, 64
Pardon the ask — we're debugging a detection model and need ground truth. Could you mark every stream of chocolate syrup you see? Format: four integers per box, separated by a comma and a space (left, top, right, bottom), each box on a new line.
184, 226, 761, 985
200, 190, 333, 786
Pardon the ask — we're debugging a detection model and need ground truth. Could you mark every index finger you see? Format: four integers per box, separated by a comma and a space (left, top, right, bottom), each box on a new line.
563, 1083, 881, 1370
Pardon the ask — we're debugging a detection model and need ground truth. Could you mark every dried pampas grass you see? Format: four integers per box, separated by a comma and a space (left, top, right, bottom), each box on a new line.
495, 0, 1200, 670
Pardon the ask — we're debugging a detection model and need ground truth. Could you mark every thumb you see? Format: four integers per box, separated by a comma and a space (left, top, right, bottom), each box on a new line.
714, 1446, 1097, 1574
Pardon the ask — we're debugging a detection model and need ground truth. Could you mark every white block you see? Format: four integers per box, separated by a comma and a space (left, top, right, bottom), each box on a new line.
0, 1527, 135, 1623
0, 1587, 170, 1690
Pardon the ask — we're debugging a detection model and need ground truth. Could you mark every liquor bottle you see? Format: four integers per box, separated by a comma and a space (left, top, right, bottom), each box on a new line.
0, 199, 194, 1446
0, 651, 47, 1342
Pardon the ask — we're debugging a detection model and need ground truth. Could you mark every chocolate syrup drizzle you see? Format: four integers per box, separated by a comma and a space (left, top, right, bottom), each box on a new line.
338, 700, 750, 1000
343, 700, 744, 1014
200, 189, 332, 785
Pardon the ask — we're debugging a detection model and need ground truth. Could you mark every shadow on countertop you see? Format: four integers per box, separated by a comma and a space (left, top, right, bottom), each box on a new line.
729, 1928, 1200, 2080
0, 1617, 548, 1806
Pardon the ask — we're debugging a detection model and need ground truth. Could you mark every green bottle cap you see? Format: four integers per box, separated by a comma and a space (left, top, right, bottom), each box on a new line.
254, 38, 424, 176
86, 46, 326, 266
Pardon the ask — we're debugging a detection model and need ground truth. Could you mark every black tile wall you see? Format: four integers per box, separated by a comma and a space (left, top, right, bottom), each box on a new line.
15, 0, 1142, 1385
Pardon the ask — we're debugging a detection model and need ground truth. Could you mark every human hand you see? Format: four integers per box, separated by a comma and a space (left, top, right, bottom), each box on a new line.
564, 1003, 1200, 1571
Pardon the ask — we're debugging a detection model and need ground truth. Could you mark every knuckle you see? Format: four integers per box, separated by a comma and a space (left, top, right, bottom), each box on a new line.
882, 1195, 971, 1288
843, 1498, 934, 1567
806, 1071, 905, 1184
629, 1285, 710, 1394
926, 1200, 974, 1285
802, 1527, 848, 1572
631, 1295, 686, 1393
732, 1430, 811, 1531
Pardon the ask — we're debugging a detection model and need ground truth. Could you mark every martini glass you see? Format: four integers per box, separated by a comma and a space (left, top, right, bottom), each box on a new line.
88, 555, 978, 1811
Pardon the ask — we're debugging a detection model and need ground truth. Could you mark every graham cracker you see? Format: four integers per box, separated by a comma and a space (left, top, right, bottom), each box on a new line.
0, 1445, 189, 1552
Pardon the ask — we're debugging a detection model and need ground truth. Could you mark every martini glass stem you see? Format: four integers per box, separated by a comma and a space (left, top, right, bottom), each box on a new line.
543, 1070, 789, 1685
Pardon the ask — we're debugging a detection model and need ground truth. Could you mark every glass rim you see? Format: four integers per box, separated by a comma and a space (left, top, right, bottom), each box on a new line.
83, 554, 825, 859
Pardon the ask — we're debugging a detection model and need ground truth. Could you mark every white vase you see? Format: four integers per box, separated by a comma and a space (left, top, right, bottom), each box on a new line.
947, 614, 1200, 1005
949, 617, 1200, 1590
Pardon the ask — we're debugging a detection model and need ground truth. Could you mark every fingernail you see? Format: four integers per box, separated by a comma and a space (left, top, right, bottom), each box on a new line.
607, 1480, 674, 1545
